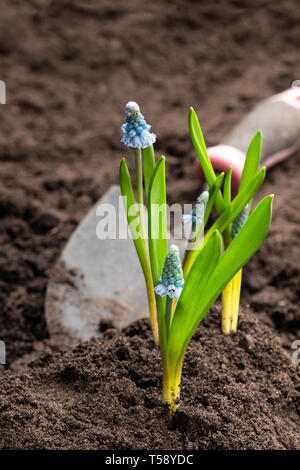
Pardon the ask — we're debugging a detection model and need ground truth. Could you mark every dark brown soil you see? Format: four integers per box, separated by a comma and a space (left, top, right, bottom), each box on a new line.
0, 307, 299, 450
243, 153, 300, 350
0, 0, 299, 450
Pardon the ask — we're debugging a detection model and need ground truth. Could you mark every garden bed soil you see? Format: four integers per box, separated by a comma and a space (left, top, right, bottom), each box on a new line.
0, 307, 299, 450
0, 0, 299, 450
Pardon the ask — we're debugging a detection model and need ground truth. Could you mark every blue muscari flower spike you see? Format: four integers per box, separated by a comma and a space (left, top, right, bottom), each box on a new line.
154, 245, 184, 302
182, 190, 209, 226
232, 204, 248, 238
121, 101, 156, 149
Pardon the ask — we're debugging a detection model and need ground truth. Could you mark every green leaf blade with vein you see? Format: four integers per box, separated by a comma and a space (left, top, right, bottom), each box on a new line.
168, 231, 222, 368
148, 156, 168, 355
181, 195, 273, 357
187, 167, 266, 272
204, 172, 224, 226
119, 159, 148, 267
143, 145, 156, 202
189, 108, 210, 163
223, 167, 232, 208
148, 156, 168, 285
189, 107, 225, 215
206, 166, 266, 240
239, 131, 262, 193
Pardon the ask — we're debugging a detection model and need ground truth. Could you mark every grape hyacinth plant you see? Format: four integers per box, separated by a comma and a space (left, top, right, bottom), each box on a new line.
120, 101, 159, 343
120, 102, 273, 414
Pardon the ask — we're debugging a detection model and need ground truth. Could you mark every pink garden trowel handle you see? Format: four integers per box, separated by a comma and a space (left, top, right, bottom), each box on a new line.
196, 87, 300, 196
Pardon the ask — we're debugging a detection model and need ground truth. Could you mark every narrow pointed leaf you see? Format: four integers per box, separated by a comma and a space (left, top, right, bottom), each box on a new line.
187, 167, 265, 271
223, 167, 232, 208
199, 195, 273, 319
189, 108, 225, 215
189, 108, 211, 165
205, 167, 266, 240
204, 172, 224, 226
148, 157, 169, 354
143, 145, 156, 202
148, 156, 168, 285
169, 195, 273, 372
182, 174, 224, 278
120, 159, 149, 270
239, 131, 262, 192
168, 231, 222, 367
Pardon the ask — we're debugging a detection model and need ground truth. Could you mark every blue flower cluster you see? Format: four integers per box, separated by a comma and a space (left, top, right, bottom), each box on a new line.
155, 245, 184, 302
232, 204, 248, 238
121, 101, 156, 149
182, 190, 209, 226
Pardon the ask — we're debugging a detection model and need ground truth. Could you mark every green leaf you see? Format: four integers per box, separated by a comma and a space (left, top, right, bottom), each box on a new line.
189, 108, 225, 215
239, 131, 262, 193
204, 172, 224, 226
169, 195, 273, 372
119, 159, 150, 272
223, 167, 232, 208
182, 176, 224, 278
186, 167, 266, 272
168, 231, 222, 368
148, 156, 168, 285
189, 108, 210, 165
198, 195, 273, 320
143, 145, 156, 202
206, 167, 266, 240
148, 156, 168, 355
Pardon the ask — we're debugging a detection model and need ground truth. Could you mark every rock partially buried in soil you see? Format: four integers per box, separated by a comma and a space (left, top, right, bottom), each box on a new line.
45, 185, 185, 346
45, 185, 149, 346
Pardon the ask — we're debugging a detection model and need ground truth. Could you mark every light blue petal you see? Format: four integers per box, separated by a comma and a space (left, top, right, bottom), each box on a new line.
167, 284, 176, 300
182, 214, 193, 225
154, 284, 168, 298
174, 287, 182, 302
194, 216, 202, 226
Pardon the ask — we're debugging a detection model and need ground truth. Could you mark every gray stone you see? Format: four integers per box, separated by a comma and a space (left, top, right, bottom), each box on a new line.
45, 185, 186, 346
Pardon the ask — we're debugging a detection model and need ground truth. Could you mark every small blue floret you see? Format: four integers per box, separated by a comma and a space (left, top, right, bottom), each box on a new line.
154, 245, 184, 302
121, 101, 156, 149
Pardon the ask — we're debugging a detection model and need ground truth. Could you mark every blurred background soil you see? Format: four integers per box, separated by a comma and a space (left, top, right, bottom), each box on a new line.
0, 0, 299, 369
